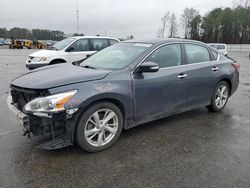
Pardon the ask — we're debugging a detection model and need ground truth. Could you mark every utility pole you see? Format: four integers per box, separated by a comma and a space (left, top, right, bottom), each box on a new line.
76, 0, 79, 34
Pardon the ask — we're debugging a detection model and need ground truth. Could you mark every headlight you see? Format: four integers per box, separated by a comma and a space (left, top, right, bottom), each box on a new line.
32, 57, 47, 62
24, 90, 77, 113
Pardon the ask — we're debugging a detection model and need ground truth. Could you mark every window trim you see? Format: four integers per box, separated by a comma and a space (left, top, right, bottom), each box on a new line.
182, 42, 214, 65
210, 48, 220, 61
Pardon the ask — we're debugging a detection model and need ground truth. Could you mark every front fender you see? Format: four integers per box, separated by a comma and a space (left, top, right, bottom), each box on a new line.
49, 56, 67, 63
49, 79, 133, 122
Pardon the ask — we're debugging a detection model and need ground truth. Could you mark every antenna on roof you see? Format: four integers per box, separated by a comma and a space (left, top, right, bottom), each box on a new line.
76, 0, 79, 34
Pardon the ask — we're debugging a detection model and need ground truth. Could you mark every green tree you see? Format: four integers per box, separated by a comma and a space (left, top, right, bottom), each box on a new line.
190, 15, 202, 40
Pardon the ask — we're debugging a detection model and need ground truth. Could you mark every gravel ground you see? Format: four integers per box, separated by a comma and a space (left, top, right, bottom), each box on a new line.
0, 49, 250, 188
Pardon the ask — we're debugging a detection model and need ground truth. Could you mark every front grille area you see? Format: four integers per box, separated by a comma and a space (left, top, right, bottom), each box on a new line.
10, 85, 48, 111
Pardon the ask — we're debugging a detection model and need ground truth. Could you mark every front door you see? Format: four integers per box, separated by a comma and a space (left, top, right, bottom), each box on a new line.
132, 43, 188, 122
66, 39, 94, 63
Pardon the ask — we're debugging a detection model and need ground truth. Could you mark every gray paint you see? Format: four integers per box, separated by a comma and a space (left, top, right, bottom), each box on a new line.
11, 39, 239, 131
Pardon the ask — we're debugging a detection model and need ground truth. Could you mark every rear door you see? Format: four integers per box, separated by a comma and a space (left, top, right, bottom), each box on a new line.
132, 43, 188, 122
89, 38, 110, 51
183, 43, 219, 107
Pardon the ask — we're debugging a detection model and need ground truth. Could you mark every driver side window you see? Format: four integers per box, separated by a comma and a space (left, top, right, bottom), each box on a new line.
145, 44, 182, 68
69, 39, 90, 52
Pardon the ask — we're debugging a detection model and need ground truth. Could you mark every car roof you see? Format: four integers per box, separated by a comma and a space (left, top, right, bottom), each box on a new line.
207, 43, 227, 45
123, 38, 206, 45
69, 36, 119, 41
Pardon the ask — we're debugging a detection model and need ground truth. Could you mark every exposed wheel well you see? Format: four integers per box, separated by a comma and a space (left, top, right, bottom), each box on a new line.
50, 59, 66, 65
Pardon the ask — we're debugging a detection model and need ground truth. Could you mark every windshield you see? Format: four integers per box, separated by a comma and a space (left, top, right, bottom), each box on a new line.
52, 38, 76, 50
81, 43, 151, 70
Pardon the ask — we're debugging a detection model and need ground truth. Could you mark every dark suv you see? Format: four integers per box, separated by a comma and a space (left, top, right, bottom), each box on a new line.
8, 38, 239, 152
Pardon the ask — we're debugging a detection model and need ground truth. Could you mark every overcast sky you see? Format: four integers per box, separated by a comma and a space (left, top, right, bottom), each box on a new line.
0, 0, 233, 38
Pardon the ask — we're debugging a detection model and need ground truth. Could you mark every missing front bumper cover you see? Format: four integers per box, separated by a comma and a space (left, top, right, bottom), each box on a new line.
35, 136, 73, 150
8, 95, 76, 149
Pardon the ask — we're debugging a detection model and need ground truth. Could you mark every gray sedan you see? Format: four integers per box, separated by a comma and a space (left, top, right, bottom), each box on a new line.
8, 38, 239, 152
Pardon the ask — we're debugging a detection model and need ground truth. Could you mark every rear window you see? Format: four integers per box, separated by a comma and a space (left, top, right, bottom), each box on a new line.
217, 45, 225, 50
184, 44, 211, 64
209, 44, 225, 50
90, 39, 109, 51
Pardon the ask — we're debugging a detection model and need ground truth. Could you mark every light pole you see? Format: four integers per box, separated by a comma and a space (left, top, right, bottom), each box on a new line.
76, 0, 79, 34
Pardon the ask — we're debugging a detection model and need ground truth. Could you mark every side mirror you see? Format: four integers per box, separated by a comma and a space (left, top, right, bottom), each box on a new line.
139, 62, 159, 73
66, 46, 74, 52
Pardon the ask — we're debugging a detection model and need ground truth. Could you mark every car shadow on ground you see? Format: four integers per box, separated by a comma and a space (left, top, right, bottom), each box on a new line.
36, 107, 227, 157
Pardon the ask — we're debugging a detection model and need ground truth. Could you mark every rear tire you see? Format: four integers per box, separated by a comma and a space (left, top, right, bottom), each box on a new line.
76, 102, 123, 152
207, 81, 229, 112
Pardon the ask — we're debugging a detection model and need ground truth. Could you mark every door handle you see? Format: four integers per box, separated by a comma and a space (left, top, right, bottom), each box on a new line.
177, 73, 187, 79
212, 66, 219, 71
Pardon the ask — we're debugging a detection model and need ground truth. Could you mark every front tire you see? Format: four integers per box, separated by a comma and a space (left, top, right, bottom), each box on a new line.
207, 81, 229, 112
76, 102, 123, 152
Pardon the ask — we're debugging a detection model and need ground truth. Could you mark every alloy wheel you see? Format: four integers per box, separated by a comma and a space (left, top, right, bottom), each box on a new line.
215, 85, 229, 108
84, 109, 119, 147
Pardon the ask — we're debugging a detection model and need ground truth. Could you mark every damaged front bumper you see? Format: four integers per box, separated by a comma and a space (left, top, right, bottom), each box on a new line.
7, 95, 78, 150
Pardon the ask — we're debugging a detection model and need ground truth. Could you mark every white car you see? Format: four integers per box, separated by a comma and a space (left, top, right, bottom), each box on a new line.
207, 43, 228, 56
26, 36, 119, 69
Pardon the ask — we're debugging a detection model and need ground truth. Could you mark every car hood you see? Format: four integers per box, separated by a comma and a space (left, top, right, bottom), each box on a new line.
29, 49, 60, 57
11, 64, 111, 89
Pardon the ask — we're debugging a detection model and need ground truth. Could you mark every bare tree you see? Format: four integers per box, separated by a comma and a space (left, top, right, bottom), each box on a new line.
234, 0, 249, 8
181, 8, 199, 38
161, 12, 170, 38
156, 28, 163, 38
169, 13, 177, 38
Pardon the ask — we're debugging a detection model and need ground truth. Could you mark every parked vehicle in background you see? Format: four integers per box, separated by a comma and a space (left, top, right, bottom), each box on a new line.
4, 39, 11, 45
45, 40, 56, 47
8, 38, 239, 152
9, 39, 23, 49
207, 43, 228, 56
0, 38, 5, 45
25, 36, 119, 70
23, 40, 46, 49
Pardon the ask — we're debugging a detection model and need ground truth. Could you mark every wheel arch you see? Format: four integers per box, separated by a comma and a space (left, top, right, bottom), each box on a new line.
80, 97, 127, 120
73, 92, 129, 130
49, 58, 67, 65
219, 77, 232, 96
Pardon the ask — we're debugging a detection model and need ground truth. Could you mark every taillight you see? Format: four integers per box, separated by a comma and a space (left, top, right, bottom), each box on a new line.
231, 62, 240, 71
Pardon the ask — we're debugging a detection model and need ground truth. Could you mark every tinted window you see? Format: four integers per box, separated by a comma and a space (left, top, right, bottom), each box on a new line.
209, 44, 225, 50
185, 44, 211, 64
91, 39, 109, 51
145, 44, 182, 68
211, 50, 218, 60
110, 39, 118, 45
69, 39, 89, 52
